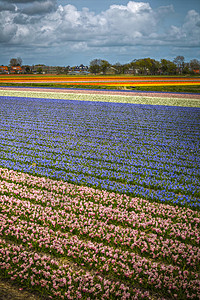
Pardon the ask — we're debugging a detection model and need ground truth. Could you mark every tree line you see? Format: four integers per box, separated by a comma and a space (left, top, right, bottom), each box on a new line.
89, 56, 200, 75
8, 56, 200, 75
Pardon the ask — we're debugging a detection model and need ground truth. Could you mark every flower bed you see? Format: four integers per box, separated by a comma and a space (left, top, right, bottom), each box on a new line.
0, 75, 200, 87
0, 89, 200, 107
0, 168, 200, 299
0, 91, 199, 299
0, 94, 199, 208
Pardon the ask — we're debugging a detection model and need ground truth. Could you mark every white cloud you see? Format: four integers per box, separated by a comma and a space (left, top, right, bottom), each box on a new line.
100, 2, 156, 39
182, 10, 200, 45
110, 1, 152, 13
165, 10, 200, 46
0, 1, 200, 64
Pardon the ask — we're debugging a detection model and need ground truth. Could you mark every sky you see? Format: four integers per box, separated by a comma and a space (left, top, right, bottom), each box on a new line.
0, 0, 200, 66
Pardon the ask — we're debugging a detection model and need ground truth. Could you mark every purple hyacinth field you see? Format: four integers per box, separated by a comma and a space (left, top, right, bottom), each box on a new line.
0, 94, 199, 299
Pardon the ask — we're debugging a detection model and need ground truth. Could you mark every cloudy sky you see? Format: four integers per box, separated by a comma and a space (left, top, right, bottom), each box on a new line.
0, 0, 200, 66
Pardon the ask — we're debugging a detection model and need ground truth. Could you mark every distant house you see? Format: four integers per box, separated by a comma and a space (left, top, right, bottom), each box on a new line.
104, 66, 117, 75
69, 64, 89, 73
125, 68, 140, 75
29, 64, 89, 74
10, 66, 22, 74
0, 66, 9, 74
32, 65, 66, 74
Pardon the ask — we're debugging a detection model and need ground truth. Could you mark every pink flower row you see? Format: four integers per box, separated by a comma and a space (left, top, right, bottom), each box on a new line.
0, 167, 200, 299
1, 193, 199, 271
0, 238, 150, 300
1, 198, 200, 299
0, 168, 198, 225
0, 171, 199, 246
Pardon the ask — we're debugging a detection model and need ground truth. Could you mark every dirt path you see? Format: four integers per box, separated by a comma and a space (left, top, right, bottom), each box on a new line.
0, 278, 42, 300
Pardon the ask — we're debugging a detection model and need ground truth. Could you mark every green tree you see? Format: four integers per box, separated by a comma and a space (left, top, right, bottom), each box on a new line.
65, 66, 70, 74
144, 58, 160, 75
160, 59, 169, 74
89, 59, 111, 75
112, 62, 123, 74
89, 59, 101, 74
25, 66, 31, 73
160, 59, 176, 75
133, 59, 149, 75
182, 63, 190, 74
37, 67, 43, 74
100, 60, 110, 75
56, 67, 63, 74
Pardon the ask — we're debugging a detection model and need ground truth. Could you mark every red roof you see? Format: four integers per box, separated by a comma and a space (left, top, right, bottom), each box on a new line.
0, 66, 8, 71
10, 66, 23, 73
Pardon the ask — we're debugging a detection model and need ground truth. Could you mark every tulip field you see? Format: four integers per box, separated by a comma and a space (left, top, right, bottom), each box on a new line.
0, 87, 200, 299
1, 74, 200, 87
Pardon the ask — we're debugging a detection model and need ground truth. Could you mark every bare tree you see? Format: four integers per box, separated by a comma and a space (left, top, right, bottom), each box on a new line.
9, 57, 23, 67
173, 56, 185, 74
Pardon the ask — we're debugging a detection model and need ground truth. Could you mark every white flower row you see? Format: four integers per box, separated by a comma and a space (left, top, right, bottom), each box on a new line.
0, 89, 200, 107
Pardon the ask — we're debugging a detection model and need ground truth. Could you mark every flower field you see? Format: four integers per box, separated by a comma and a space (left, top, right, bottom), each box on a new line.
0, 75, 200, 87
0, 90, 200, 299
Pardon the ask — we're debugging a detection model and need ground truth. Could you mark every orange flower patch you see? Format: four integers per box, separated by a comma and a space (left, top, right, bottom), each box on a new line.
0, 75, 200, 87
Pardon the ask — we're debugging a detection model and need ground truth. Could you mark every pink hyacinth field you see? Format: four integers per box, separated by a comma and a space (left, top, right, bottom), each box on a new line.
0, 167, 200, 299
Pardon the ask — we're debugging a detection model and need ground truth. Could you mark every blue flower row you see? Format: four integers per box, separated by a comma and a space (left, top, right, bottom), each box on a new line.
0, 96, 199, 208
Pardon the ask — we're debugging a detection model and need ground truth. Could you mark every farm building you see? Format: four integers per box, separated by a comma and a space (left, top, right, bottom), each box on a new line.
0, 66, 9, 74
